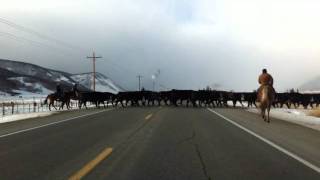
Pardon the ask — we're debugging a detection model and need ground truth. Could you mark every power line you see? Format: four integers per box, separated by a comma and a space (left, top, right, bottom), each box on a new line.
0, 17, 85, 52
0, 31, 78, 57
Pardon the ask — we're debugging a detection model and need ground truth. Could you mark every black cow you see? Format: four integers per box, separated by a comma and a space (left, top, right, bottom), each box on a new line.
77, 91, 115, 109
242, 92, 257, 107
168, 90, 197, 107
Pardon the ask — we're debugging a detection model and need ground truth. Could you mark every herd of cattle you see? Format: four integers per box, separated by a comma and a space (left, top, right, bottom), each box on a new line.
73, 90, 320, 109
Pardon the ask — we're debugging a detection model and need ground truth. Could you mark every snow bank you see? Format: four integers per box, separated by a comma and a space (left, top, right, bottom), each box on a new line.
0, 111, 57, 124
247, 108, 320, 131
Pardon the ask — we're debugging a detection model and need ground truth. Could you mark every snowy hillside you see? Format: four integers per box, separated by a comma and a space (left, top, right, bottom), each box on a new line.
0, 59, 122, 96
0, 59, 73, 83
71, 72, 123, 94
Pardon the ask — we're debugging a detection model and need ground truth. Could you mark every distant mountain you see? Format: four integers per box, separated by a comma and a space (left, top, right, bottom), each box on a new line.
70, 72, 123, 94
0, 59, 123, 96
300, 76, 320, 92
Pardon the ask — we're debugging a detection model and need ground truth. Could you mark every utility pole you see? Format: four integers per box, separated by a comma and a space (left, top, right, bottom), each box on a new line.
151, 75, 156, 91
137, 75, 143, 91
87, 51, 102, 91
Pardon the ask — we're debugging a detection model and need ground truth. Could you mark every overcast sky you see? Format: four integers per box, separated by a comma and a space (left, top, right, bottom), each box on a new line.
1, 0, 320, 91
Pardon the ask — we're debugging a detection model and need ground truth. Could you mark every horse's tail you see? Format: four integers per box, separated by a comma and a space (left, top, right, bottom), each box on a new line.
44, 95, 49, 105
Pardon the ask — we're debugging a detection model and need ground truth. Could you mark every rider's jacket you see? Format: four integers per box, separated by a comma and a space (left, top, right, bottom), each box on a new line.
258, 73, 273, 86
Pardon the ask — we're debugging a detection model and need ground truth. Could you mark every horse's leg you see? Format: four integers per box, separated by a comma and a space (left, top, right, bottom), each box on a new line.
52, 102, 57, 110
267, 105, 271, 123
261, 107, 266, 121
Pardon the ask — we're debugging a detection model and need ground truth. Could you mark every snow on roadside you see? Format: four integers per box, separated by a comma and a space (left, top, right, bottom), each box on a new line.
0, 111, 57, 124
247, 108, 320, 131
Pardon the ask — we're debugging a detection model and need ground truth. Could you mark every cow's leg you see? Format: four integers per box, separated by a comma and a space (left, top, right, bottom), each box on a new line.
239, 100, 244, 107
253, 101, 257, 108
84, 101, 88, 109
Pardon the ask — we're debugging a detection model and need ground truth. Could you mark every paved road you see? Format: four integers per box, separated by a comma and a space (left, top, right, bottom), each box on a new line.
0, 107, 319, 179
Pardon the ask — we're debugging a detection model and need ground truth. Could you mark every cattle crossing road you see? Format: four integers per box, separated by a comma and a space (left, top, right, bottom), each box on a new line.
0, 107, 319, 179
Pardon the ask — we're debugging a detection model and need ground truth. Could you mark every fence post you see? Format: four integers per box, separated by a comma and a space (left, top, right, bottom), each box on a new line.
11, 102, 14, 114
40, 98, 43, 112
33, 102, 36, 112
2, 103, 4, 116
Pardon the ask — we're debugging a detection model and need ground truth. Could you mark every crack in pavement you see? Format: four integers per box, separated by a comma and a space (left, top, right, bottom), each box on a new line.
176, 129, 196, 145
176, 124, 212, 180
194, 143, 212, 180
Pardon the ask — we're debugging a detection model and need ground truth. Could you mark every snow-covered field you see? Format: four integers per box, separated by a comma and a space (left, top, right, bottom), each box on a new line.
247, 107, 320, 131
0, 112, 57, 123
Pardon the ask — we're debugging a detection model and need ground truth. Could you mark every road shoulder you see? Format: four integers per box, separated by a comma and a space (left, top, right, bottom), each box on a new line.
207, 108, 320, 170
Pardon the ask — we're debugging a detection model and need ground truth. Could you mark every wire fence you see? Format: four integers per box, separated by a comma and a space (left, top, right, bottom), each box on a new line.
0, 96, 80, 117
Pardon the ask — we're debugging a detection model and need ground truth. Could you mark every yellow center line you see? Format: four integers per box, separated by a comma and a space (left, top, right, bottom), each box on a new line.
145, 113, 153, 120
69, 147, 113, 180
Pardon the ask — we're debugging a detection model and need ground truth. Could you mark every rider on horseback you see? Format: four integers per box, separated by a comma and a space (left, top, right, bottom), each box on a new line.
56, 83, 63, 100
72, 83, 78, 93
258, 69, 275, 102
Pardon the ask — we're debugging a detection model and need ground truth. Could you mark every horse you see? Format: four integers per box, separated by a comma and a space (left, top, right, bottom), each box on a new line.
59, 91, 78, 110
259, 85, 275, 123
44, 93, 59, 111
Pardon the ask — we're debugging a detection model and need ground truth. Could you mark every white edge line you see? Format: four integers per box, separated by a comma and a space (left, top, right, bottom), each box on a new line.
207, 108, 320, 174
0, 109, 113, 138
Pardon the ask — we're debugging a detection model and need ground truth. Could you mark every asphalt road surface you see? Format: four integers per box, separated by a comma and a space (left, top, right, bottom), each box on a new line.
0, 107, 320, 180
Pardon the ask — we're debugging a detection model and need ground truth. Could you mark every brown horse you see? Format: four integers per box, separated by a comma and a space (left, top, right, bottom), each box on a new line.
259, 85, 275, 123
44, 92, 75, 111
44, 93, 59, 111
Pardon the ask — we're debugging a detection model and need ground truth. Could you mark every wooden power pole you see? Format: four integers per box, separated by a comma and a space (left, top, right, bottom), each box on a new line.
87, 51, 102, 91
137, 75, 143, 91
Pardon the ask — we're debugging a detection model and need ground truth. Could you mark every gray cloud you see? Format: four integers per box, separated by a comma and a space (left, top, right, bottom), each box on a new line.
1, 0, 320, 91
